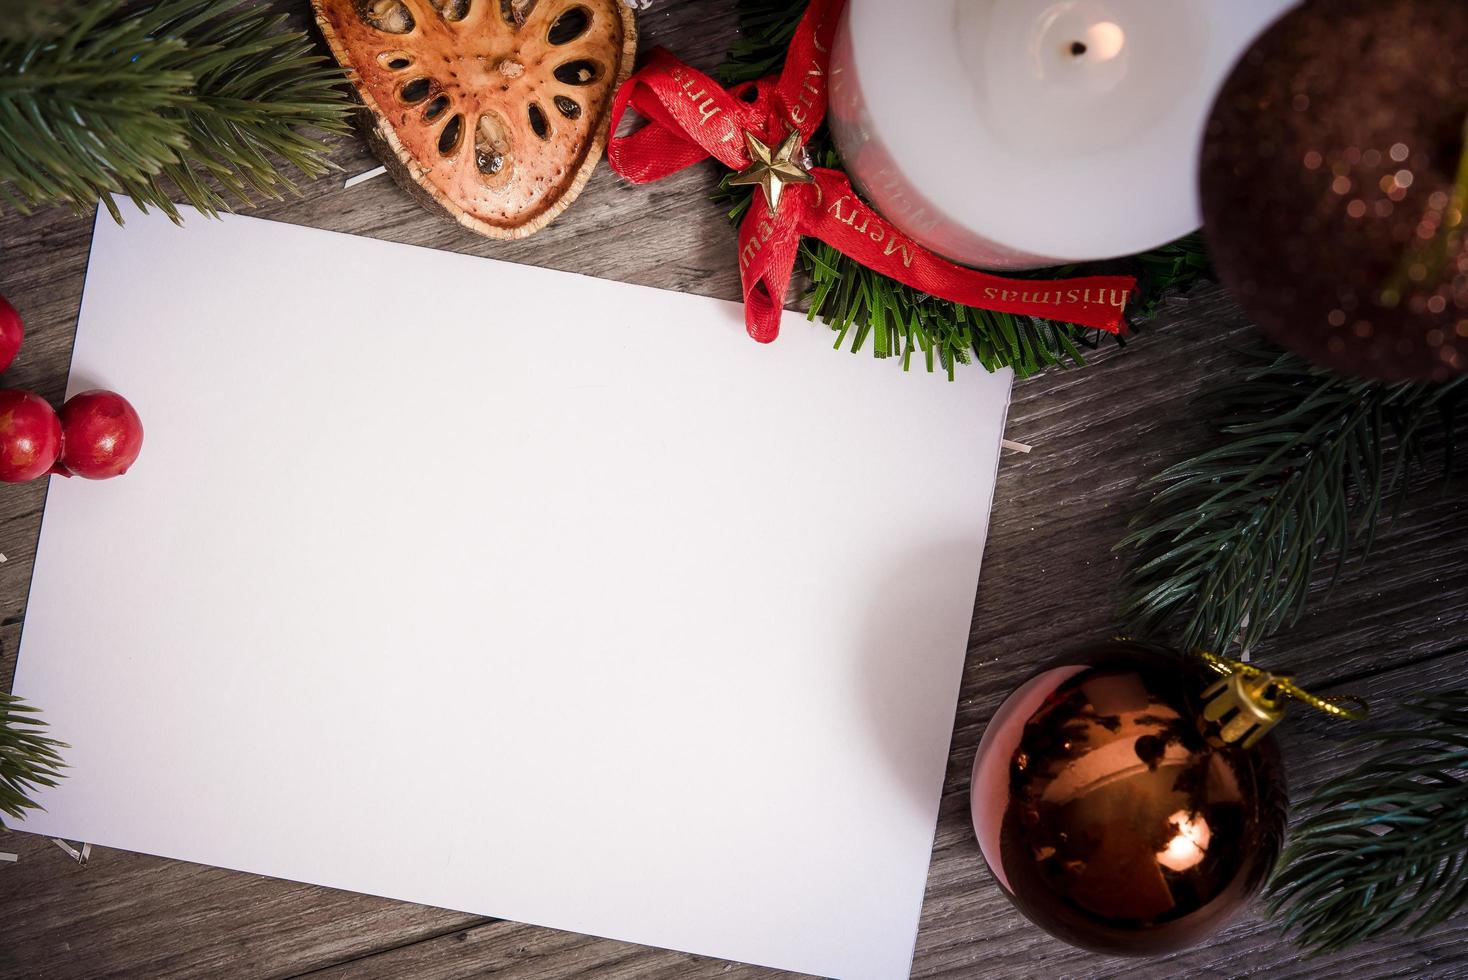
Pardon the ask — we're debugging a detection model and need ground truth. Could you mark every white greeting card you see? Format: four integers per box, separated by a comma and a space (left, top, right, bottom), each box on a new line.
12, 204, 1011, 980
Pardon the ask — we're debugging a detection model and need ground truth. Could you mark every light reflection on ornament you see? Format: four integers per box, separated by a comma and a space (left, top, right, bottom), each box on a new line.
1157, 810, 1212, 872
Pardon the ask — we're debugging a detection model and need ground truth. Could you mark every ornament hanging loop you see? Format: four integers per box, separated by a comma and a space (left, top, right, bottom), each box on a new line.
1195, 649, 1369, 747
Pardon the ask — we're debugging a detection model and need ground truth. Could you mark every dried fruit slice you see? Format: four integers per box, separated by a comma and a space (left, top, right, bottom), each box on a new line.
313, 0, 637, 239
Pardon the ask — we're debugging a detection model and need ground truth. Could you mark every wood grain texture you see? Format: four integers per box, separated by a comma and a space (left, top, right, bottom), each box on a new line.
1, 1, 1466, 978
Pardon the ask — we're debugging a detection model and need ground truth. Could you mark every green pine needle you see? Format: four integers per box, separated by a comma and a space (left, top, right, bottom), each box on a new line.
1267, 691, 1468, 953
0, 0, 352, 223
0, 692, 67, 824
1117, 348, 1466, 653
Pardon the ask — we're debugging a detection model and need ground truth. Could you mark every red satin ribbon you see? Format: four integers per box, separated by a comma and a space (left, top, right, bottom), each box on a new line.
606, 0, 1137, 344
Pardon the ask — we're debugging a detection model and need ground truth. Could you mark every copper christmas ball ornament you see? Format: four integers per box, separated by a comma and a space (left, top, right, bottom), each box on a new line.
970, 641, 1288, 955
1199, 0, 1468, 382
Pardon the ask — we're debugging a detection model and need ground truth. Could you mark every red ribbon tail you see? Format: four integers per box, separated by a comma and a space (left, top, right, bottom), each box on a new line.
801, 172, 1135, 333
737, 194, 805, 343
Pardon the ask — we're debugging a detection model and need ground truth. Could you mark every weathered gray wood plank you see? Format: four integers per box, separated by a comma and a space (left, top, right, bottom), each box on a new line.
1, 0, 1466, 978
0, 838, 484, 980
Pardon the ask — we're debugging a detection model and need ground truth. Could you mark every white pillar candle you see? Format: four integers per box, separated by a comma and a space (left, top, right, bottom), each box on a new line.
828, 0, 1298, 269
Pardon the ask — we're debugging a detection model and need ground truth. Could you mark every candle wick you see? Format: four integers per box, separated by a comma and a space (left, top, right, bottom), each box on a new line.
1068, 40, 1087, 57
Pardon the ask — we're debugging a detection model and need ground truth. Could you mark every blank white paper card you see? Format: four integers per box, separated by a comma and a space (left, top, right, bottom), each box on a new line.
12, 205, 1011, 980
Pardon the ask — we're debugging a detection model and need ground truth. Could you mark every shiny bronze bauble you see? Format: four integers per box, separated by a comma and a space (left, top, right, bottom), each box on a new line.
1199, 0, 1468, 382
970, 641, 1288, 955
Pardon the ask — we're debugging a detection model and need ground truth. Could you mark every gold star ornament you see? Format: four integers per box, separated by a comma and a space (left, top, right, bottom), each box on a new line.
728, 129, 813, 216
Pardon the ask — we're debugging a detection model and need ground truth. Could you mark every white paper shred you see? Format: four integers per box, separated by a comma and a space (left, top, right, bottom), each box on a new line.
343, 166, 387, 190
49, 838, 91, 864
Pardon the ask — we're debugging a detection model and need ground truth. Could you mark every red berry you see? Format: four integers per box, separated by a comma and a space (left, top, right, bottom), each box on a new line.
0, 294, 22, 374
0, 389, 61, 483
58, 389, 144, 480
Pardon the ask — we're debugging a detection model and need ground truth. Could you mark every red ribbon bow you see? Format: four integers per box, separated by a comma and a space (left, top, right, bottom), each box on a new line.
606, 0, 1137, 344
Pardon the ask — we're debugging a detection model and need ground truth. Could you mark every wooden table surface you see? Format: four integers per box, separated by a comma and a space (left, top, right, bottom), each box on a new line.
2, 2, 1466, 977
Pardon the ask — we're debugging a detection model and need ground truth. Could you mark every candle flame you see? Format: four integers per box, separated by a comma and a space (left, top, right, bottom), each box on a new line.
1084, 21, 1125, 62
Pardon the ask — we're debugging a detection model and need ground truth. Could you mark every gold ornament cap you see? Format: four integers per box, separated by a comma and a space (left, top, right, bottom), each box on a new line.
1202, 670, 1289, 747
1195, 649, 1368, 747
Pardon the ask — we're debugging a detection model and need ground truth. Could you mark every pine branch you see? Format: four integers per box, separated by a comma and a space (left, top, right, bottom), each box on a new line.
1117, 348, 1466, 653
0, 5, 196, 216
718, 0, 805, 85
0, 0, 351, 222
1267, 691, 1468, 953
800, 234, 1100, 380
1127, 234, 1214, 319
0, 692, 66, 824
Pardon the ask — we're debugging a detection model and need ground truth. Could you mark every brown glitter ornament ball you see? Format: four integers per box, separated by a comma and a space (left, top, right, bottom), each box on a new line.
1199, 0, 1468, 382
970, 641, 1288, 955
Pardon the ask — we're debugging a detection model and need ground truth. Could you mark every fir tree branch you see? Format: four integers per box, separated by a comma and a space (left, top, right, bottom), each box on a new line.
718, 0, 805, 85
0, 692, 66, 824
800, 233, 1100, 380
0, 5, 196, 216
0, 0, 351, 222
1267, 691, 1468, 953
1117, 348, 1466, 653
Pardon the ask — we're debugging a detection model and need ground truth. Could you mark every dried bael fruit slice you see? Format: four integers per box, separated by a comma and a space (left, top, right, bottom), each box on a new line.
313, 0, 637, 239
